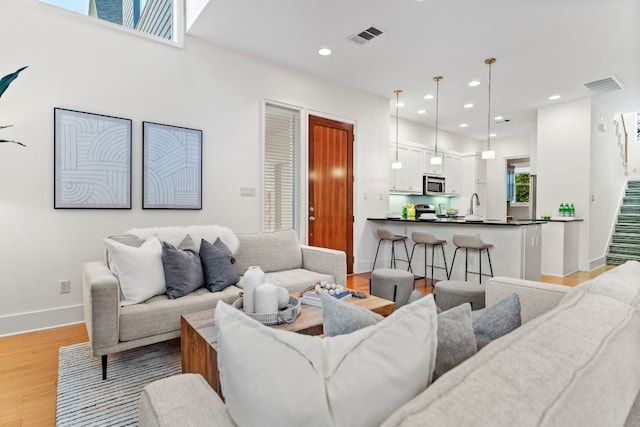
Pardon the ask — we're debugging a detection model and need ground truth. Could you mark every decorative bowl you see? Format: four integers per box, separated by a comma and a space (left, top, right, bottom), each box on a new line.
446, 209, 458, 217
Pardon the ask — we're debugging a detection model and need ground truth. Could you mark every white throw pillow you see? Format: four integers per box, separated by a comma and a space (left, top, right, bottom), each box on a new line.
104, 235, 166, 306
214, 295, 438, 427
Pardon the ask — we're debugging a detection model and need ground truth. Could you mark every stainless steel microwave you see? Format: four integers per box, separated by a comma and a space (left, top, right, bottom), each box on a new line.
423, 174, 445, 195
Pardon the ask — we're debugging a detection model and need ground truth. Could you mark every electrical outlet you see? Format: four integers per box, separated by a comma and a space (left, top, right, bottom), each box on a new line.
60, 280, 70, 294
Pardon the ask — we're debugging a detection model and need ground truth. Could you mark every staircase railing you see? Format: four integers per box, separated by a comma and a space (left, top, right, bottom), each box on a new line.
613, 115, 629, 176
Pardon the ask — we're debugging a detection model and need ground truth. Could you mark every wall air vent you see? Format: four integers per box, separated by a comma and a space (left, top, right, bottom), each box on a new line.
348, 26, 385, 45
583, 76, 623, 95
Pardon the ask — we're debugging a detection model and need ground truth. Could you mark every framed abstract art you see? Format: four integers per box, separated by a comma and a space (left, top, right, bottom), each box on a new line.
142, 121, 202, 209
54, 108, 132, 209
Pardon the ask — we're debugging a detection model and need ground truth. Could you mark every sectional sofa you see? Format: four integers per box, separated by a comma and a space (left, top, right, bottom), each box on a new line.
139, 261, 640, 426
82, 226, 346, 379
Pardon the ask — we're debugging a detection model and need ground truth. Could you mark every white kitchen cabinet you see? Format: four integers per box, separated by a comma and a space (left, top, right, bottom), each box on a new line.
462, 154, 488, 194
390, 143, 424, 193
423, 149, 443, 176
443, 154, 462, 195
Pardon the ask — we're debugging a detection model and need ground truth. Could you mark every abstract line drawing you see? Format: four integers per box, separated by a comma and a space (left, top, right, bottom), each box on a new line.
54, 108, 132, 209
143, 122, 202, 209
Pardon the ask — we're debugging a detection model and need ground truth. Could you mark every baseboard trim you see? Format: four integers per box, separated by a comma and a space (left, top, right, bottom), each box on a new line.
0, 304, 84, 337
590, 256, 606, 271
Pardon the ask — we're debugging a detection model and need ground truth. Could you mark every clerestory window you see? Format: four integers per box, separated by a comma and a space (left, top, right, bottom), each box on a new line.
39, 0, 178, 42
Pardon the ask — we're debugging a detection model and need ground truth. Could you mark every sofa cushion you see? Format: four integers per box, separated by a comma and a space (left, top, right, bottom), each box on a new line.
264, 269, 334, 293
382, 292, 640, 427
104, 235, 166, 306
472, 293, 521, 350
214, 295, 438, 427
234, 229, 303, 275
200, 238, 240, 292
320, 292, 384, 337
161, 241, 205, 299
119, 286, 241, 342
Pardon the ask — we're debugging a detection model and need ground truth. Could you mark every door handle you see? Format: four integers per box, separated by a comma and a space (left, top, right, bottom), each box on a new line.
309, 216, 315, 222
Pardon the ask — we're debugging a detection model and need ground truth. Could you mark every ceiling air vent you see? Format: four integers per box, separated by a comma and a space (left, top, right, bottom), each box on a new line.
348, 26, 385, 45
583, 76, 623, 95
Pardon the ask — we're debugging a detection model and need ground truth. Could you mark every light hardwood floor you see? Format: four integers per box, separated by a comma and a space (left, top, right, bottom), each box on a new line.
0, 266, 613, 426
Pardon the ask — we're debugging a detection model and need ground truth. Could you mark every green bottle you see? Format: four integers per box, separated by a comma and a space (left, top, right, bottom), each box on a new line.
559, 203, 565, 217
570, 203, 575, 218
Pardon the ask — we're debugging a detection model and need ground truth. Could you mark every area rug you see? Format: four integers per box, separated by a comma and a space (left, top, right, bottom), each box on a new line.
56, 339, 181, 426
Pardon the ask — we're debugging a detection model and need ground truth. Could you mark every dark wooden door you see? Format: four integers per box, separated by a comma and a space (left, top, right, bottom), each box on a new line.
308, 115, 354, 273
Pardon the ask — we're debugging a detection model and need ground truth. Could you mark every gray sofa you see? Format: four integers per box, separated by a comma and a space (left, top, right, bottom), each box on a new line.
83, 227, 346, 379
139, 261, 640, 426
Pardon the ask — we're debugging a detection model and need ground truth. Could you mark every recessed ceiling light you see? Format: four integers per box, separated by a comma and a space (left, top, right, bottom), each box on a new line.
490, 133, 497, 137
468, 81, 480, 87
318, 48, 332, 56
417, 109, 427, 114
464, 103, 474, 109
396, 102, 405, 107
548, 95, 561, 100
459, 123, 468, 128
494, 116, 504, 121
424, 94, 434, 100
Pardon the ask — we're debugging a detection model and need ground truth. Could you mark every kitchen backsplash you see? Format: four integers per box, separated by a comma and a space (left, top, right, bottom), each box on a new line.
389, 194, 461, 214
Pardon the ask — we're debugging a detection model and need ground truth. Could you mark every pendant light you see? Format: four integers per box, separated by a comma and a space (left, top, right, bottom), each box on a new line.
391, 89, 403, 169
430, 76, 443, 165
481, 58, 496, 160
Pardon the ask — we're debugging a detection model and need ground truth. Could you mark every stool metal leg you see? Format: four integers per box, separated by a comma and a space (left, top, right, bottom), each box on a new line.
478, 248, 482, 284
440, 244, 450, 280
450, 247, 460, 280
372, 239, 383, 270
390, 241, 396, 268
486, 248, 494, 277
402, 240, 413, 273
464, 248, 469, 281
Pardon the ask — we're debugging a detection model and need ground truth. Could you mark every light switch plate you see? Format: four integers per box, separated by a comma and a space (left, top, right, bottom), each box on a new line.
240, 187, 256, 197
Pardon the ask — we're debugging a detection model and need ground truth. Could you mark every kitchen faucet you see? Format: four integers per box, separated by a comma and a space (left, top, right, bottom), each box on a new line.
469, 193, 480, 215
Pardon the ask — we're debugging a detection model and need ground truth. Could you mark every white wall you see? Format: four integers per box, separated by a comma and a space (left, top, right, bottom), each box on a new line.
0, 1, 391, 335
391, 117, 480, 152
537, 98, 592, 271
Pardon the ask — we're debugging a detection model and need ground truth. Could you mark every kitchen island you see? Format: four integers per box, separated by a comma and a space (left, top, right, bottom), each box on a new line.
367, 217, 545, 282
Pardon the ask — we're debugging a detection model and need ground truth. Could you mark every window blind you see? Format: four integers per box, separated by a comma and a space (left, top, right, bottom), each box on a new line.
264, 104, 300, 232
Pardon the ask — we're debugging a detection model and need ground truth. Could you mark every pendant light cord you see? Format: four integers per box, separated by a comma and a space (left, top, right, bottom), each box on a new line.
434, 76, 441, 156
486, 58, 495, 153
395, 90, 400, 162
433, 76, 442, 157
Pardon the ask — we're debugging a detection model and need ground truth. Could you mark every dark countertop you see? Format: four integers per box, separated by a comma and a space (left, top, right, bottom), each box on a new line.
368, 217, 547, 226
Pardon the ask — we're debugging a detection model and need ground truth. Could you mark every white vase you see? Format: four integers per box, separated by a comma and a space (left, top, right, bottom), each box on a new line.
242, 266, 264, 313
255, 282, 278, 314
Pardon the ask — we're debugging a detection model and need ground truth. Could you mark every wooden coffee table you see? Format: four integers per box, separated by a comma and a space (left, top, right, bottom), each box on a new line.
181, 293, 395, 395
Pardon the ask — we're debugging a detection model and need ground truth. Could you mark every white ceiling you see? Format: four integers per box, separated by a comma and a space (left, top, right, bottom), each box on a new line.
187, 0, 640, 141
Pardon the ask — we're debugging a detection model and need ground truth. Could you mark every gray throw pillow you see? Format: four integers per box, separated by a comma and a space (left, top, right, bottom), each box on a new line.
473, 293, 521, 350
320, 292, 384, 337
408, 289, 442, 314
433, 303, 477, 380
199, 238, 240, 292
178, 234, 199, 252
161, 241, 205, 299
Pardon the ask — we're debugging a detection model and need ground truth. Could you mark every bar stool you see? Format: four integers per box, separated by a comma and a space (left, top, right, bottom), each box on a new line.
409, 231, 449, 283
450, 234, 494, 283
372, 228, 412, 272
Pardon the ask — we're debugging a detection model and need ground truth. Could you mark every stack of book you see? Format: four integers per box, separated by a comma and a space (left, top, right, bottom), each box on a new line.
300, 289, 351, 307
